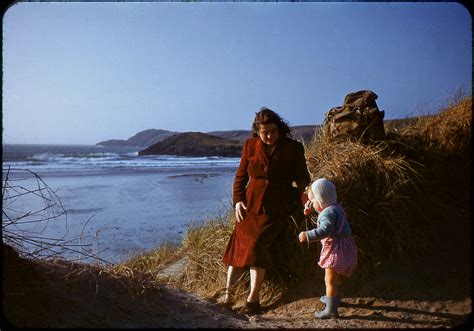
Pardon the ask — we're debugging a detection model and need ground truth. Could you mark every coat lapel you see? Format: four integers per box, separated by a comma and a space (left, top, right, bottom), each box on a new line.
256, 138, 270, 168
270, 137, 284, 157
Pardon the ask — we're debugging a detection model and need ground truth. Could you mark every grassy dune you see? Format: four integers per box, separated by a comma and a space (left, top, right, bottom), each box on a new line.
115, 94, 471, 307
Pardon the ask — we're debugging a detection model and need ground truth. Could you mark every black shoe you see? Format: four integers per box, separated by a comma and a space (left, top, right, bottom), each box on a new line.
241, 300, 261, 315
218, 298, 234, 310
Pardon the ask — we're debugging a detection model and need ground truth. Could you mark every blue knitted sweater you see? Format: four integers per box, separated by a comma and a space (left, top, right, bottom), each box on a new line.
306, 203, 352, 242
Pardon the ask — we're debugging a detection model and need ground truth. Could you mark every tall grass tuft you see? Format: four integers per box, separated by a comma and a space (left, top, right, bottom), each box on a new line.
169, 209, 321, 307
171, 212, 234, 299
305, 127, 427, 268
122, 242, 181, 277
391, 94, 471, 162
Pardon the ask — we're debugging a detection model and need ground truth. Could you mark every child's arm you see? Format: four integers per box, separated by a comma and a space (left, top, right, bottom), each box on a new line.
304, 210, 337, 242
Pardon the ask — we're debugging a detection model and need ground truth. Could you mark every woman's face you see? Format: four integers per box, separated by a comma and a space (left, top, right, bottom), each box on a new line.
258, 123, 279, 146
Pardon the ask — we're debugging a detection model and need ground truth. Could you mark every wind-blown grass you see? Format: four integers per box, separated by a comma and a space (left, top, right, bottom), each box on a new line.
305, 129, 426, 267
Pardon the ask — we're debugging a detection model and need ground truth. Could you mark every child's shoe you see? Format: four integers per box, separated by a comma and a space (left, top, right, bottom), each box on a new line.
315, 295, 339, 319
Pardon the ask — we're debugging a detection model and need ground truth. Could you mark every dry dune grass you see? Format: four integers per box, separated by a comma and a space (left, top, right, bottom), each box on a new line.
2, 246, 164, 328
174, 216, 237, 300
304, 130, 426, 266
399, 94, 471, 155
172, 209, 322, 307
152, 210, 321, 308
122, 242, 181, 277
114, 94, 471, 308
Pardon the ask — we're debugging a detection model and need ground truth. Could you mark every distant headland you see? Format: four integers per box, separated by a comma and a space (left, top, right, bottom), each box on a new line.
96, 126, 318, 147
96, 126, 318, 157
137, 132, 243, 157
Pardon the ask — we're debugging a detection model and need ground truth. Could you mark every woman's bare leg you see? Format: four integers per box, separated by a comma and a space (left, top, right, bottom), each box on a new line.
247, 266, 266, 303
225, 265, 245, 302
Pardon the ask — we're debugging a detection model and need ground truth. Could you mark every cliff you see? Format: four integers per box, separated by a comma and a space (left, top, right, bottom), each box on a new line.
138, 132, 243, 157
206, 130, 251, 143
97, 129, 176, 147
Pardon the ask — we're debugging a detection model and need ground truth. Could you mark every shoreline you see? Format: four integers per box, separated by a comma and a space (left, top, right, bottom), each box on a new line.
3, 166, 239, 179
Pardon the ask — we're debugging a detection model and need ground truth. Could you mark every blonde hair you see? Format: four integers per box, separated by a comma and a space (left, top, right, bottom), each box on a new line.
305, 185, 314, 197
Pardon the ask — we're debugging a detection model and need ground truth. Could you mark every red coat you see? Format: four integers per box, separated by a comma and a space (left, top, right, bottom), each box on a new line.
222, 136, 311, 268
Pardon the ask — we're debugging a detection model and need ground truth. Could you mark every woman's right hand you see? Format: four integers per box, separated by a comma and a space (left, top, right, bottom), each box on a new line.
235, 201, 247, 222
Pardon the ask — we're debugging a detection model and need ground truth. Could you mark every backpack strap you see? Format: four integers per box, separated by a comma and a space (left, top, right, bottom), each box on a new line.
334, 204, 347, 236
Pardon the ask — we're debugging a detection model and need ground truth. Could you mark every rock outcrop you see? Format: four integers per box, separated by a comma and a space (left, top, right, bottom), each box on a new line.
97, 129, 176, 147
138, 132, 242, 157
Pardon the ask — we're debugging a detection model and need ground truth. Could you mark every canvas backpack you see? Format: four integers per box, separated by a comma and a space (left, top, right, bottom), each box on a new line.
323, 90, 385, 142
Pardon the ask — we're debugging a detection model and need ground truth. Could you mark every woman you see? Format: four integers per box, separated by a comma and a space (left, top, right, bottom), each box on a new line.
222, 107, 311, 314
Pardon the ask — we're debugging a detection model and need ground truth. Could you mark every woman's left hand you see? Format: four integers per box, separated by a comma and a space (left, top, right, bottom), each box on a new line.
235, 201, 247, 222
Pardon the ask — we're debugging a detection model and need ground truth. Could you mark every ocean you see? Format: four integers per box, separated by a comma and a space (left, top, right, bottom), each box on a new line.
2, 144, 240, 264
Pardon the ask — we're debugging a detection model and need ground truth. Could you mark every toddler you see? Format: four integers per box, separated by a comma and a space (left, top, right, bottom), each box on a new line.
299, 178, 358, 319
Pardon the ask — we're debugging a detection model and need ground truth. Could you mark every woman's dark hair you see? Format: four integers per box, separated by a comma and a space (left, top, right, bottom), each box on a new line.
251, 107, 291, 137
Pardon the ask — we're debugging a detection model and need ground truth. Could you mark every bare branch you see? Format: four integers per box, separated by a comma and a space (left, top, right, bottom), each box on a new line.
2, 168, 113, 266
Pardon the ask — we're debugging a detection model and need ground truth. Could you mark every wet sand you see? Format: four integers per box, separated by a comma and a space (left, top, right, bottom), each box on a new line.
4, 168, 236, 263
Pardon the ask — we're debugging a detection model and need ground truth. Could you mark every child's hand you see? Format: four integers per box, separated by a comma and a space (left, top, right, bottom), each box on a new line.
298, 231, 308, 243
303, 200, 313, 216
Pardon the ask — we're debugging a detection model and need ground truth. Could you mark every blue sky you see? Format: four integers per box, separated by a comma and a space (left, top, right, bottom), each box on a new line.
2, 2, 471, 145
